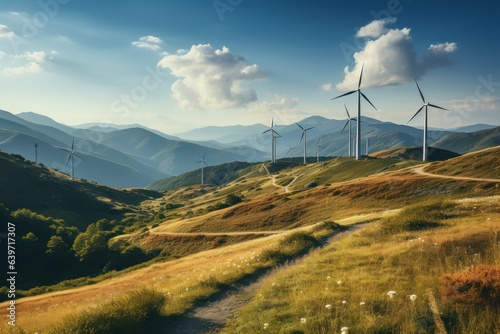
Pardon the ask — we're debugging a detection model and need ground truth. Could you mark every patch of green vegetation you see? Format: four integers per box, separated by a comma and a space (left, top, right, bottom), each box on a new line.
50, 288, 166, 334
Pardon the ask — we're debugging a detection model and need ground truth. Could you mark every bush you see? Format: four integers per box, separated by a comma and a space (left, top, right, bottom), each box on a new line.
440, 265, 500, 308
51, 288, 166, 334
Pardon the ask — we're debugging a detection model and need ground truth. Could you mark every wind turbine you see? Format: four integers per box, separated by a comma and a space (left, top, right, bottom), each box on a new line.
340, 104, 355, 157
408, 80, 449, 162
60, 138, 84, 180
262, 117, 281, 163
286, 145, 294, 160
196, 153, 208, 185
296, 122, 314, 165
316, 139, 324, 163
34, 143, 38, 164
331, 64, 377, 160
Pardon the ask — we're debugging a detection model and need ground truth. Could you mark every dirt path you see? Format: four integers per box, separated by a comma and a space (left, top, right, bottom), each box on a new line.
159, 223, 369, 334
413, 166, 500, 183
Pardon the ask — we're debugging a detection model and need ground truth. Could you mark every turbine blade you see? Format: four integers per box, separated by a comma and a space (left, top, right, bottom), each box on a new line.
66, 154, 72, 166
305, 127, 314, 131
73, 152, 84, 161
262, 129, 271, 134
331, 90, 356, 100
360, 91, 377, 110
271, 117, 274, 128
428, 103, 449, 111
344, 104, 351, 119
60, 148, 71, 153
415, 79, 425, 103
340, 120, 350, 135
295, 122, 304, 130
407, 105, 425, 123
202, 153, 206, 160
358, 63, 364, 89
273, 130, 281, 137
71, 138, 75, 151
300, 131, 305, 142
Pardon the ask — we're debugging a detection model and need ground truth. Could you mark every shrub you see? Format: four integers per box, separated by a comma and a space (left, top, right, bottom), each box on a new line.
440, 265, 500, 308
50, 288, 166, 334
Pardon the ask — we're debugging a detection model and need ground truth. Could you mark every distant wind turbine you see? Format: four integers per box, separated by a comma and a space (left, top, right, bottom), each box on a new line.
286, 145, 294, 160
34, 143, 38, 164
196, 153, 208, 185
331, 64, 377, 160
316, 139, 324, 163
408, 80, 449, 162
340, 104, 356, 157
262, 117, 281, 163
60, 138, 84, 180
296, 122, 314, 165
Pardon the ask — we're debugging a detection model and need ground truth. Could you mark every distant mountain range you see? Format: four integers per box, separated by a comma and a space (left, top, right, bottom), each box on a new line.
0, 109, 499, 188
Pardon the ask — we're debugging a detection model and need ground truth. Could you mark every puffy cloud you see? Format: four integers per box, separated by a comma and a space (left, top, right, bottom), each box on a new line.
337, 19, 457, 90
0, 24, 14, 39
157, 44, 268, 109
132, 35, 164, 51
356, 18, 396, 38
446, 96, 498, 112
13, 51, 47, 63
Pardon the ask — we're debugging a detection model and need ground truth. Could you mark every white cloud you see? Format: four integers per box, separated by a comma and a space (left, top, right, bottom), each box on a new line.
0, 51, 5, 59
132, 35, 164, 51
13, 51, 47, 63
446, 95, 499, 112
337, 19, 457, 90
428, 42, 458, 54
0, 24, 14, 39
157, 44, 268, 110
4, 62, 42, 75
356, 18, 397, 38
4, 51, 48, 75
321, 82, 333, 92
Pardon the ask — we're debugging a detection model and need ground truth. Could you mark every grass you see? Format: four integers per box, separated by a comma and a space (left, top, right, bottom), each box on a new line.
222, 198, 500, 333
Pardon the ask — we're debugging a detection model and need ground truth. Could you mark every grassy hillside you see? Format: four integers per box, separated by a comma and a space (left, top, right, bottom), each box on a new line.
0, 145, 498, 333
434, 126, 500, 153
0, 150, 160, 230
425, 146, 500, 179
371, 146, 460, 161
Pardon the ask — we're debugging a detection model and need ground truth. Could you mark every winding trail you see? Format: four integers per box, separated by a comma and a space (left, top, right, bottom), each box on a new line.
261, 164, 301, 193
413, 166, 500, 183
159, 222, 370, 334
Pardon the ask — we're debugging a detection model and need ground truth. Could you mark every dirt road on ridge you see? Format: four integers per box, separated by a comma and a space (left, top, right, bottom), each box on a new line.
412, 166, 500, 183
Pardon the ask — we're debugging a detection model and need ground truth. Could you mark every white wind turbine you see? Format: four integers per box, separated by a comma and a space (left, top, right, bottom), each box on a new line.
196, 153, 208, 185
408, 80, 449, 162
296, 122, 314, 165
34, 143, 39, 164
60, 138, 84, 180
286, 144, 294, 160
316, 139, 324, 163
262, 117, 281, 163
340, 104, 356, 157
331, 64, 377, 160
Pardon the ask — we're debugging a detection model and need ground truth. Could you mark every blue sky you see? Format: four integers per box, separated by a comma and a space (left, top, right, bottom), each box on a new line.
0, 0, 498, 133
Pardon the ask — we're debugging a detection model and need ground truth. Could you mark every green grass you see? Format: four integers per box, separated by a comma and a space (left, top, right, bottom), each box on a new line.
50, 288, 166, 334
222, 199, 500, 333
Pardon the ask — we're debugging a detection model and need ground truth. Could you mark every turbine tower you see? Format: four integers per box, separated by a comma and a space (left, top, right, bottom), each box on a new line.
340, 104, 356, 157
296, 122, 314, 165
408, 80, 449, 162
60, 138, 84, 180
262, 117, 281, 163
331, 64, 377, 160
34, 143, 38, 163
197, 153, 208, 185
316, 139, 324, 163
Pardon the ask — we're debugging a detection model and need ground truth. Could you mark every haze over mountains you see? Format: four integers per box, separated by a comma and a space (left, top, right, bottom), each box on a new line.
0, 109, 499, 188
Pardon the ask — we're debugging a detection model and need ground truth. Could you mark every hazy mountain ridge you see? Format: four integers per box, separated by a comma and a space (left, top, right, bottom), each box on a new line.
1, 109, 499, 188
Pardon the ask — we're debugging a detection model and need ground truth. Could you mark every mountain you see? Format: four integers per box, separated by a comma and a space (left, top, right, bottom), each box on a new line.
76, 121, 181, 140
175, 123, 268, 143
433, 126, 500, 154
451, 123, 499, 133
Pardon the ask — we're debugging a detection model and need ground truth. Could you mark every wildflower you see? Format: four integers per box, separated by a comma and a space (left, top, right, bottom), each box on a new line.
410, 294, 417, 302
342, 300, 347, 305
337, 280, 342, 285
300, 317, 307, 324
387, 290, 397, 298
341, 326, 349, 334
359, 301, 365, 306
263, 323, 269, 329
327, 275, 332, 280
325, 304, 332, 309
